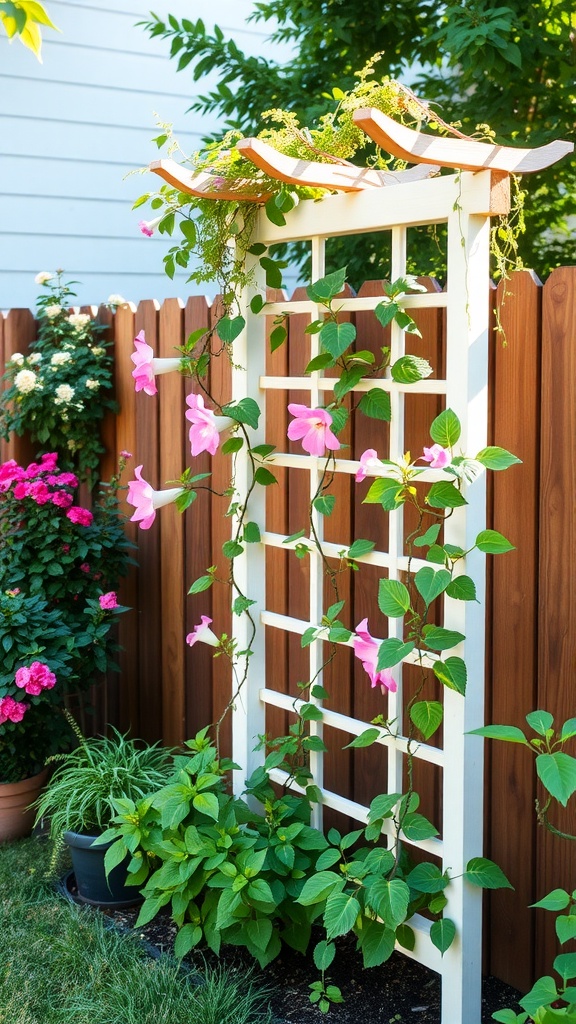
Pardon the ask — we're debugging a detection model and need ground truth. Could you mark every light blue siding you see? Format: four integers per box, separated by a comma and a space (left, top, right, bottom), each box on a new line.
0, 0, 293, 310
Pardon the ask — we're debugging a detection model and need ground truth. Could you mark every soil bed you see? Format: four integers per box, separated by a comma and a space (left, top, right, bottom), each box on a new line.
95, 892, 523, 1024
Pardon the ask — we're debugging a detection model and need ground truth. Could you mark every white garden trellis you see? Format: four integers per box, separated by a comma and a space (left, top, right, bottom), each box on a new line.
151, 115, 571, 1023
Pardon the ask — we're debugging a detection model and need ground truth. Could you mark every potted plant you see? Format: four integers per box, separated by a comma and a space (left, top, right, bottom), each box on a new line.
33, 721, 176, 907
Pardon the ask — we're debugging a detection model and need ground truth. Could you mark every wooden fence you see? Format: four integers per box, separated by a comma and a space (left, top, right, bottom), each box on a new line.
1, 267, 575, 993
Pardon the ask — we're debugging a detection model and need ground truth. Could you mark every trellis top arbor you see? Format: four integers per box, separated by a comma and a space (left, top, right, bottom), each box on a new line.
147, 116, 571, 1024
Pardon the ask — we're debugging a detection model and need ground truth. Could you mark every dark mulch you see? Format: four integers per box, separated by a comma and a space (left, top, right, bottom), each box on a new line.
63, 873, 523, 1023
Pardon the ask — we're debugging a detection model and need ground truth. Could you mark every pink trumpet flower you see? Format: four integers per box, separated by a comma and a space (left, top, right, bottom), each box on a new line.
127, 465, 184, 530
287, 404, 340, 457
138, 216, 162, 237
185, 615, 220, 648
355, 448, 383, 483
353, 618, 397, 694
185, 394, 232, 457
421, 444, 451, 470
131, 330, 181, 396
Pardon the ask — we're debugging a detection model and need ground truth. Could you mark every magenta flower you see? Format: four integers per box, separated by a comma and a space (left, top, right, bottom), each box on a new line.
185, 615, 220, 648
422, 444, 451, 470
355, 448, 383, 483
353, 618, 397, 694
0, 460, 25, 492
138, 216, 162, 237
99, 591, 119, 610
131, 330, 157, 396
15, 661, 56, 696
28, 480, 51, 505
67, 507, 93, 526
52, 491, 73, 508
185, 394, 232, 457
39, 452, 59, 473
0, 695, 28, 724
13, 481, 30, 499
287, 404, 341, 457
126, 465, 184, 530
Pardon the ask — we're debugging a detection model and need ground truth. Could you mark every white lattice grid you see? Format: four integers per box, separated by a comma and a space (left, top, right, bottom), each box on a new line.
229, 171, 492, 1024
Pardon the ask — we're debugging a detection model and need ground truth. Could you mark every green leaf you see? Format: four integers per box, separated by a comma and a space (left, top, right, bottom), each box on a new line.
358, 920, 396, 968
556, 915, 576, 944
313, 940, 336, 971
243, 521, 261, 543
561, 718, 576, 742
260, 256, 284, 288
297, 871, 344, 906
246, 918, 273, 952
320, 320, 356, 359
433, 656, 467, 695
344, 728, 381, 749
475, 446, 521, 470
410, 701, 443, 740
430, 408, 461, 447
396, 924, 416, 952
250, 293, 266, 314
363, 477, 404, 510
476, 530, 515, 554
270, 324, 287, 351
407, 863, 449, 894
221, 397, 261, 429
334, 364, 367, 401
221, 437, 244, 455
427, 481, 467, 509
391, 355, 433, 384
378, 578, 410, 617
446, 575, 477, 601
313, 495, 335, 516
370, 878, 410, 926
422, 625, 465, 651
401, 812, 439, 840
464, 857, 513, 889
264, 199, 286, 227
174, 923, 202, 958
232, 595, 256, 615
192, 792, 220, 821
519, 977, 559, 1016
526, 710, 554, 736
254, 467, 277, 486
305, 353, 335, 373
536, 753, 576, 806
554, 952, 576, 983
327, 405, 348, 434
324, 892, 361, 939
374, 300, 399, 328
347, 538, 376, 559
415, 566, 451, 605
413, 523, 441, 548
377, 638, 415, 670
368, 793, 402, 821
222, 540, 243, 559
307, 268, 347, 304
358, 388, 391, 422
216, 315, 245, 343
531, 889, 571, 912
468, 724, 527, 743
188, 574, 213, 594
430, 918, 456, 956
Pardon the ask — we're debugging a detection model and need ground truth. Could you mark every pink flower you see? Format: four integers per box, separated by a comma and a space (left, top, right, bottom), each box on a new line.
80, 563, 91, 573
355, 448, 382, 483
13, 481, 30, 499
54, 472, 78, 487
126, 465, 184, 530
24, 462, 42, 479
99, 591, 119, 610
138, 216, 162, 237
120, 450, 132, 460
40, 452, 59, 472
14, 661, 56, 696
131, 330, 157, 396
353, 618, 397, 694
0, 695, 28, 724
67, 507, 94, 526
185, 615, 220, 648
29, 480, 50, 505
61, 544, 70, 553
287, 404, 340, 457
52, 491, 73, 508
185, 394, 227, 457
422, 444, 451, 470
0, 459, 25, 491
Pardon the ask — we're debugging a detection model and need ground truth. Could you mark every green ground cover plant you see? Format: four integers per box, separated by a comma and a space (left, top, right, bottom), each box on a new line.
0, 836, 275, 1024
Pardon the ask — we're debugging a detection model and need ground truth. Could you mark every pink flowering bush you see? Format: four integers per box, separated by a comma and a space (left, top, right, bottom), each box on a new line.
0, 454, 133, 781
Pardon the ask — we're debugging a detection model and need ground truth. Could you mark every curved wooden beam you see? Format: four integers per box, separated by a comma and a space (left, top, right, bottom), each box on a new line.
148, 159, 272, 202
236, 137, 440, 191
353, 107, 574, 174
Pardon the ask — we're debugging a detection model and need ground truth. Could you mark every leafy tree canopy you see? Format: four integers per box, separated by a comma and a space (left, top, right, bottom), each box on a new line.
140, 0, 575, 284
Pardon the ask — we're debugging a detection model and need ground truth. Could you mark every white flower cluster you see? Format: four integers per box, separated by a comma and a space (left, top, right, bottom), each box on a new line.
91, 347, 105, 357
34, 271, 53, 285
14, 369, 39, 394
107, 294, 126, 307
44, 304, 62, 319
10, 353, 25, 365
85, 379, 100, 391
28, 353, 41, 364
50, 352, 72, 368
54, 384, 75, 405
68, 313, 91, 331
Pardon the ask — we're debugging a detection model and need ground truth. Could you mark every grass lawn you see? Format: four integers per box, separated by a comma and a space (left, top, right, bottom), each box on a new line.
0, 835, 274, 1024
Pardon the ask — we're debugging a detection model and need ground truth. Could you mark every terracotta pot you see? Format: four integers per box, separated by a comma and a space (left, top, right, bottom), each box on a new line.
0, 768, 48, 843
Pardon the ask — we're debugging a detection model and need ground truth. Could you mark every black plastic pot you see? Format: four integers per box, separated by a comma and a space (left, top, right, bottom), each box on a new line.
63, 830, 142, 909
